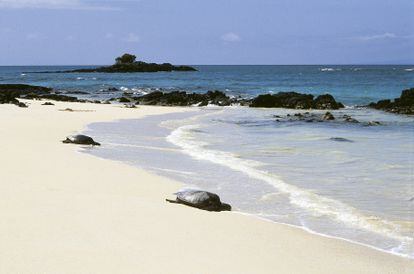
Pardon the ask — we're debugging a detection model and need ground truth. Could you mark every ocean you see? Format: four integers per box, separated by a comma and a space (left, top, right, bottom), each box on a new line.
2, 65, 413, 258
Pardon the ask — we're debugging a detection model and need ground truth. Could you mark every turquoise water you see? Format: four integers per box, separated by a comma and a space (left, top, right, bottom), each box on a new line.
2, 65, 413, 257
1, 65, 414, 105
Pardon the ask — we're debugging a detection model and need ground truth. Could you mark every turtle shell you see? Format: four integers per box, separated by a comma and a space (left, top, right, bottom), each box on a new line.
64, 135, 100, 145
175, 190, 221, 210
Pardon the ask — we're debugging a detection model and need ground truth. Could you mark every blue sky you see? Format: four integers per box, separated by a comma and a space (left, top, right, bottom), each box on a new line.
0, 0, 413, 65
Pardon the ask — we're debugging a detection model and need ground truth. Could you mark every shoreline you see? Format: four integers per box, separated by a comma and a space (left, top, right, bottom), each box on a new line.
0, 99, 413, 273
83, 108, 413, 260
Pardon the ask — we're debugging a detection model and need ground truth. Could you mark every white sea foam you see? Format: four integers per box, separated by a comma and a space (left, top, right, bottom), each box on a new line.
404, 68, 414, 72
167, 124, 414, 258
320, 68, 335, 72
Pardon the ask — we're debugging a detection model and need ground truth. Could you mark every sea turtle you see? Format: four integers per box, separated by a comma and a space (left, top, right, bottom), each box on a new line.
166, 190, 231, 211
62, 134, 101, 146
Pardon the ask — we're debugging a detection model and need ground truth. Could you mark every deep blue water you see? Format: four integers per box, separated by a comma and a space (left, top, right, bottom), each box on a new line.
1, 65, 413, 105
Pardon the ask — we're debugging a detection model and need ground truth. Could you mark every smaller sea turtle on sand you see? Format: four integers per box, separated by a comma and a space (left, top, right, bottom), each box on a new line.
62, 135, 101, 146
166, 190, 231, 211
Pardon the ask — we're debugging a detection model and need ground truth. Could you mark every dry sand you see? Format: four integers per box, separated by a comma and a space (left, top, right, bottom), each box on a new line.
0, 99, 413, 274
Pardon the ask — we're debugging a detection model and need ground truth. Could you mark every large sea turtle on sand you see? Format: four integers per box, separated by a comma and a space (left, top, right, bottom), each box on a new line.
166, 190, 231, 211
62, 135, 101, 146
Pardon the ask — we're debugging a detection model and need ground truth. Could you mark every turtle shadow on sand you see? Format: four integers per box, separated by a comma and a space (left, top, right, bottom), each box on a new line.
59, 108, 95, 112
166, 190, 231, 212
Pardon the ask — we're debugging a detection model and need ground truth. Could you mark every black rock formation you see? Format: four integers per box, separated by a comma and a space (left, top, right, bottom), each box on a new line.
250, 92, 344, 110
39, 53, 197, 73
369, 88, 414, 115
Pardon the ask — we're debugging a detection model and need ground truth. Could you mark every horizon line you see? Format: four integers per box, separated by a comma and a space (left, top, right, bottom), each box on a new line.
0, 63, 413, 67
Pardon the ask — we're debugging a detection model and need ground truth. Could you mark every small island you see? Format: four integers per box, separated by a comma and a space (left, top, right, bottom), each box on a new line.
48, 53, 197, 73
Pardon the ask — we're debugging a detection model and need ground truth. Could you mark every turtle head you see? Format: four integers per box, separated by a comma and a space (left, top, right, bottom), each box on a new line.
220, 203, 231, 211
62, 138, 71, 144
92, 141, 101, 146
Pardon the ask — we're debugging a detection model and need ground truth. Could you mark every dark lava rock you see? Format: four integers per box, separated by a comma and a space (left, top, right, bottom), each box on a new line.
39, 94, 80, 102
98, 87, 119, 93
64, 90, 89, 95
275, 112, 366, 125
323, 112, 335, 120
134, 90, 231, 106
119, 97, 131, 103
313, 94, 344, 109
0, 84, 88, 104
368, 88, 414, 115
17, 102, 28, 108
343, 115, 359, 123
250, 92, 314, 109
250, 92, 344, 110
0, 84, 52, 106
42, 102, 55, 106
41, 54, 197, 73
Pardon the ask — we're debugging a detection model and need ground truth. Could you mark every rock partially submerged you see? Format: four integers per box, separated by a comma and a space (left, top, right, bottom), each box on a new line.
250, 92, 344, 110
369, 88, 414, 115
275, 112, 364, 124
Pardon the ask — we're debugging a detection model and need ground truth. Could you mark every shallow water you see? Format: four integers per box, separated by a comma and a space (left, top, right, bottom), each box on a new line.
84, 107, 414, 258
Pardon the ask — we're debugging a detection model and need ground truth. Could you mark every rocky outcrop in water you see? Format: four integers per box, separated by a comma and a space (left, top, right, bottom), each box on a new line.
250, 92, 344, 109
39, 54, 197, 73
368, 88, 414, 115
273, 111, 382, 126
134, 90, 232, 106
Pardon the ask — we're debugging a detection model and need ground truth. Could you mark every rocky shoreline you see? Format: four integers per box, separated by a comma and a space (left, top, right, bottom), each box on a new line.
368, 88, 414, 115
2, 83, 413, 115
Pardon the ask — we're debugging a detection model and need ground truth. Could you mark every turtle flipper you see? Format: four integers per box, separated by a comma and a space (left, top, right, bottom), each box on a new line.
166, 199, 179, 204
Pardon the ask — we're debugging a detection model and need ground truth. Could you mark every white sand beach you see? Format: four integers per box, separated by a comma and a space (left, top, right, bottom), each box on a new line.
0, 99, 413, 274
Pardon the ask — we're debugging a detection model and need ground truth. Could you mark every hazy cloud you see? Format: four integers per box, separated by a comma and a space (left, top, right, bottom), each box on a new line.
123, 33, 140, 43
0, 0, 117, 10
221, 32, 241, 43
355, 32, 397, 41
